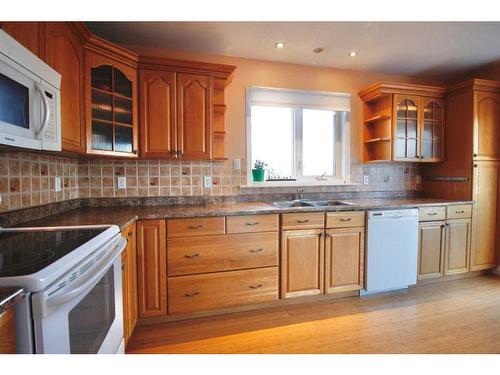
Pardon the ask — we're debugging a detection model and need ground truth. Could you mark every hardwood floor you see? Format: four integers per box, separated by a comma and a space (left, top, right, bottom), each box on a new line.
126, 274, 500, 354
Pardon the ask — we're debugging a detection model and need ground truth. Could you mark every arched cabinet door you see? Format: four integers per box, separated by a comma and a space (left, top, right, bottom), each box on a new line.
177, 73, 213, 160
85, 50, 138, 157
139, 69, 177, 158
474, 91, 500, 160
420, 97, 445, 162
393, 94, 420, 161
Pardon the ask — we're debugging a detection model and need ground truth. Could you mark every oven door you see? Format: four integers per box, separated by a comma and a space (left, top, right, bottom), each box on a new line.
31, 237, 126, 354
0, 52, 43, 150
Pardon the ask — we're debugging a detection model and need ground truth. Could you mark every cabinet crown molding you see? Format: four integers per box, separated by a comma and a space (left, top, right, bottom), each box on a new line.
447, 78, 500, 94
358, 82, 446, 102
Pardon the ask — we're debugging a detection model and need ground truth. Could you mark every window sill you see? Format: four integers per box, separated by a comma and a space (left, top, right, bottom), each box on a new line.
240, 180, 361, 188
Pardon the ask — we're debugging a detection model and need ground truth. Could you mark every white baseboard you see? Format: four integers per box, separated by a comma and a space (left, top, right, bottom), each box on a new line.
492, 266, 500, 276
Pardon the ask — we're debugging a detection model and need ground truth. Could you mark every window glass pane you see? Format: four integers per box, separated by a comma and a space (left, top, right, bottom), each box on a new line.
251, 105, 293, 178
302, 108, 335, 176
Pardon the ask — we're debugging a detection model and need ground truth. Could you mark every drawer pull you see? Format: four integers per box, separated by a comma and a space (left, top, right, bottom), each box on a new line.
249, 284, 263, 289
127, 232, 133, 238
456, 210, 465, 214
245, 222, 260, 226
427, 212, 438, 216
185, 292, 200, 298
296, 219, 310, 224
188, 225, 203, 229
184, 253, 200, 259
339, 218, 352, 222
249, 248, 263, 253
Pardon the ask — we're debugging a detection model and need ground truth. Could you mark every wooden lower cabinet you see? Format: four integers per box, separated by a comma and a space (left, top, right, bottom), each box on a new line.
418, 221, 446, 280
281, 229, 324, 298
324, 227, 365, 293
444, 218, 471, 275
0, 308, 16, 354
121, 223, 138, 346
168, 267, 278, 315
137, 220, 167, 318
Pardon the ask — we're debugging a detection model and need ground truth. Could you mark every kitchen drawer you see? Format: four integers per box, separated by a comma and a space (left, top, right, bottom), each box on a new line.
326, 211, 365, 228
281, 212, 325, 230
168, 267, 279, 315
446, 204, 472, 219
167, 232, 279, 276
167, 217, 225, 237
419, 206, 446, 221
226, 214, 279, 234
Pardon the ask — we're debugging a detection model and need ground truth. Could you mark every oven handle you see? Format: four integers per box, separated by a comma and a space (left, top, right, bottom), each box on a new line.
34, 83, 50, 139
45, 237, 126, 308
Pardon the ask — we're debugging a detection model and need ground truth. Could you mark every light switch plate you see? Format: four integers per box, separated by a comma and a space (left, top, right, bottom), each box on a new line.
363, 175, 369, 185
55, 177, 62, 192
117, 176, 127, 189
233, 158, 241, 170
204, 176, 213, 188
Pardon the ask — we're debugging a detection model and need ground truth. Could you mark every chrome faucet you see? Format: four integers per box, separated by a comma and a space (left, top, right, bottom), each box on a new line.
318, 171, 328, 180
295, 188, 304, 200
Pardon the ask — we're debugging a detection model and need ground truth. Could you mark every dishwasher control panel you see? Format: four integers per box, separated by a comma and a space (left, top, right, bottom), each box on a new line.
367, 208, 419, 219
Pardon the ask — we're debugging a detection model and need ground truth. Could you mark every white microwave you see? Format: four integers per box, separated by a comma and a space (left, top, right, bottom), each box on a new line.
0, 29, 61, 151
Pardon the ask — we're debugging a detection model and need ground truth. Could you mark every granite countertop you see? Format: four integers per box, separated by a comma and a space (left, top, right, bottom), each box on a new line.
0, 287, 25, 314
19, 198, 473, 230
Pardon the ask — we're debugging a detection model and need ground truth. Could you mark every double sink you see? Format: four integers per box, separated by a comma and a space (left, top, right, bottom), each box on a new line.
272, 199, 358, 208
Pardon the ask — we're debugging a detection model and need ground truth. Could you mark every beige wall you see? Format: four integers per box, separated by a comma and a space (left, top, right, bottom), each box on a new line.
128, 45, 442, 163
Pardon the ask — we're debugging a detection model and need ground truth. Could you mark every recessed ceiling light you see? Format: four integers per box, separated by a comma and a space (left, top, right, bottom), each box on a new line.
313, 47, 324, 54
348, 51, 358, 57
274, 42, 286, 49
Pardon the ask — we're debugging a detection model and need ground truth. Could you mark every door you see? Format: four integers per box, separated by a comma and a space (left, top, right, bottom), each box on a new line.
139, 69, 177, 158
418, 221, 446, 280
324, 228, 364, 293
420, 97, 445, 162
444, 218, 471, 275
44, 22, 85, 153
85, 51, 139, 157
393, 94, 420, 161
121, 223, 137, 346
177, 73, 212, 160
281, 229, 324, 298
137, 220, 167, 318
473, 91, 500, 160
0, 22, 41, 56
471, 161, 499, 271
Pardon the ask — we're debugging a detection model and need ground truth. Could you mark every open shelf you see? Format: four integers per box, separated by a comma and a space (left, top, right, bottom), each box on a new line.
364, 137, 391, 144
364, 114, 391, 124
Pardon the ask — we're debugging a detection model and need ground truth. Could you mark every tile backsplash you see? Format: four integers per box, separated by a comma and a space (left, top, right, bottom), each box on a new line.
0, 151, 421, 213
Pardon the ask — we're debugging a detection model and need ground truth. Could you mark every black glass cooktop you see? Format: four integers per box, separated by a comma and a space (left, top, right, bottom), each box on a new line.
0, 228, 106, 277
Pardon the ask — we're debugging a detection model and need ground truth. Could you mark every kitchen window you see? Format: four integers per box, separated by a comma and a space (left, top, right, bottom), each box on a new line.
247, 87, 351, 186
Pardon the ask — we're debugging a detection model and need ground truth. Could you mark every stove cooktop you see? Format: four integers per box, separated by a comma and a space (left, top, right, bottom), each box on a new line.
0, 228, 107, 278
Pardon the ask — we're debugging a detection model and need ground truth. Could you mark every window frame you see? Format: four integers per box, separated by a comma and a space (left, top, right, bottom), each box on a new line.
246, 87, 351, 187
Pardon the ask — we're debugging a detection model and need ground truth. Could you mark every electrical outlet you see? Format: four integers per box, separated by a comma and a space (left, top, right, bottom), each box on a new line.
233, 158, 241, 170
117, 176, 127, 189
55, 177, 62, 192
363, 175, 369, 185
204, 176, 213, 188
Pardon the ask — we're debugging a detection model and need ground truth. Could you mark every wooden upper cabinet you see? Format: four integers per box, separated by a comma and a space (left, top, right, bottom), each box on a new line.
85, 50, 139, 157
394, 94, 420, 162
177, 73, 213, 160
44, 23, 86, 153
0, 22, 41, 56
474, 91, 500, 160
139, 69, 177, 158
471, 161, 499, 271
281, 229, 324, 298
420, 97, 445, 162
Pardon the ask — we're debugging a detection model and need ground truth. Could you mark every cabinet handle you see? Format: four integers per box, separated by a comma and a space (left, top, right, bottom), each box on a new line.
249, 248, 263, 253
296, 219, 309, 223
133, 150, 139, 155
456, 210, 465, 214
474, 154, 477, 157
121, 261, 126, 270
127, 232, 133, 238
474, 164, 478, 168
188, 225, 203, 229
245, 222, 260, 226
184, 253, 200, 258
185, 292, 200, 298
427, 212, 438, 216
339, 218, 352, 222
249, 284, 263, 289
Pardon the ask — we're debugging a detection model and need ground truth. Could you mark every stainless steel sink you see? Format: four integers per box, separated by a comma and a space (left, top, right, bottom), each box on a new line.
272, 199, 357, 208
272, 200, 315, 208
309, 200, 358, 207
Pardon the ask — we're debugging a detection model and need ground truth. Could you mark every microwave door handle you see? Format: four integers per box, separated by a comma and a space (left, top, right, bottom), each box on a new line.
34, 83, 50, 139
45, 237, 126, 308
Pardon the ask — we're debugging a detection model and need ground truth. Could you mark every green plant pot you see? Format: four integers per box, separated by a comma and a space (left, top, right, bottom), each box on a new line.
252, 169, 265, 182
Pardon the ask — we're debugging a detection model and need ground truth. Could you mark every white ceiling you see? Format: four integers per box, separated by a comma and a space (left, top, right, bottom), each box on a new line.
86, 22, 500, 82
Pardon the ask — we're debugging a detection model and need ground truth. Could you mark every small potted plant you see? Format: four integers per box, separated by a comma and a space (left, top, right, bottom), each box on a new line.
252, 160, 267, 182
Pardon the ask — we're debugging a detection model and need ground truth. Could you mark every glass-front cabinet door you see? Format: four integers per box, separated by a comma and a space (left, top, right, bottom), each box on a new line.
420, 97, 445, 162
393, 94, 420, 161
85, 51, 138, 157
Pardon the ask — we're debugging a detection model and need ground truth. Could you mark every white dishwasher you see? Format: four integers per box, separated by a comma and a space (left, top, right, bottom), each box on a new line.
362, 208, 419, 295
